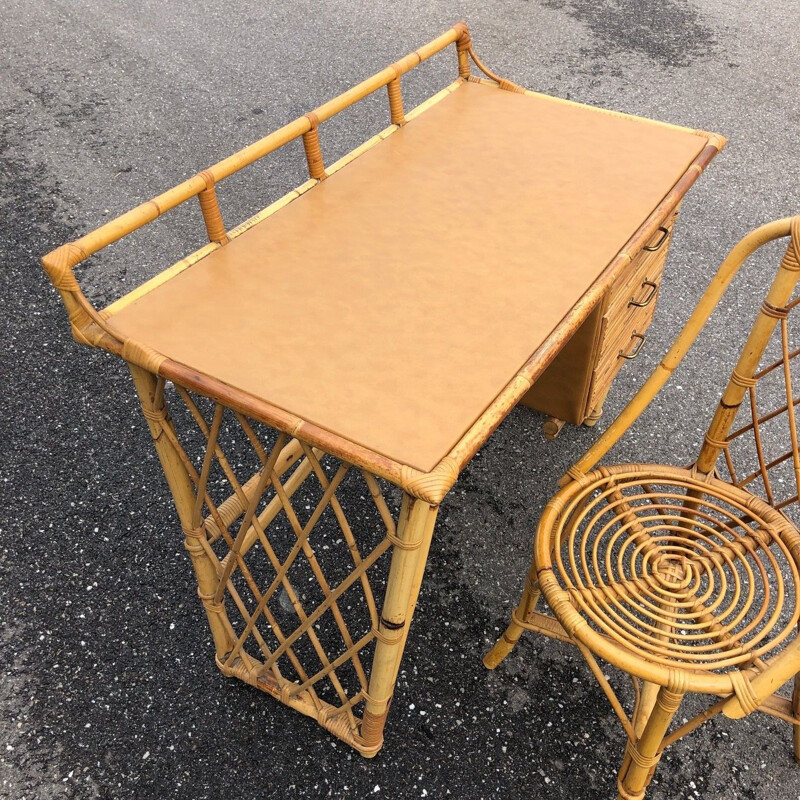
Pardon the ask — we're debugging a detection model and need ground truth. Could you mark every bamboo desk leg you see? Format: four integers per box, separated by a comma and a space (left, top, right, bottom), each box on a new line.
362, 496, 439, 753
129, 364, 237, 660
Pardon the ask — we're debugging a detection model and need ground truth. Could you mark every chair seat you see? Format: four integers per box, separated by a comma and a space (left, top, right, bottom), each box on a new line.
535, 463, 800, 694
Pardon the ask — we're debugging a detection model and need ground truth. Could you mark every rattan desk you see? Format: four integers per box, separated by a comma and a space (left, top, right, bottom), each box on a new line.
42, 23, 724, 756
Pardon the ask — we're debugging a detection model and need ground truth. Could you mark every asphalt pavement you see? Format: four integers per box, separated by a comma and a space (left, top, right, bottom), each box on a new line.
2, 1, 800, 798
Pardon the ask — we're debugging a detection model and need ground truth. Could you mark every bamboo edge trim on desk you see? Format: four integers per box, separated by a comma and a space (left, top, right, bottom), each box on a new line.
42, 22, 725, 507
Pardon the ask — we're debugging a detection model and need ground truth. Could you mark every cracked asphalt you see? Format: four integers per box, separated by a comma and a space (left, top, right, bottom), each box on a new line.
2, 1, 800, 798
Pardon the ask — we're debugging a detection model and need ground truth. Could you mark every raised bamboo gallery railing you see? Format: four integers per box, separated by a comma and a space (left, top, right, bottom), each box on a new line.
41, 21, 722, 508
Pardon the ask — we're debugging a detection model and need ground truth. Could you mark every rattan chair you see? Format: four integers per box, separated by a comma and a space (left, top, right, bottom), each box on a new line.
485, 217, 800, 798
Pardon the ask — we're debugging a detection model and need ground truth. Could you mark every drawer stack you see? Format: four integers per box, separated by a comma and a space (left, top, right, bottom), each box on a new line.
586, 208, 679, 421
520, 206, 680, 434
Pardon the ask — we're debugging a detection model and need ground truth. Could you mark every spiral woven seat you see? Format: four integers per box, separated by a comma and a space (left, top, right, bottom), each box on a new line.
535, 464, 800, 696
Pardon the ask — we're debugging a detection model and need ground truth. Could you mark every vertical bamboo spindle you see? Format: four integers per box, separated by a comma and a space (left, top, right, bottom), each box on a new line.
302, 113, 327, 180
197, 170, 229, 245
361, 495, 438, 754
387, 73, 405, 126
456, 24, 471, 78
127, 364, 236, 660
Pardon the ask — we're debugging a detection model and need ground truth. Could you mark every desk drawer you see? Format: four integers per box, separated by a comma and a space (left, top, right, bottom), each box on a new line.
603, 260, 664, 347
588, 211, 677, 410
606, 209, 678, 319
590, 301, 658, 407
520, 204, 682, 430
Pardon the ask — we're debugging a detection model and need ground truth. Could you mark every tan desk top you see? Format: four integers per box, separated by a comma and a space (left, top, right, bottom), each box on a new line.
107, 80, 712, 473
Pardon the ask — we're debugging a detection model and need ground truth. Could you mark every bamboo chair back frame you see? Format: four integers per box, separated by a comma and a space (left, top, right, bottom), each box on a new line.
696, 255, 800, 523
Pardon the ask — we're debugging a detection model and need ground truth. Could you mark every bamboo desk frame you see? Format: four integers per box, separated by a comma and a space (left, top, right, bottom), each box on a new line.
42, 22, 725, 756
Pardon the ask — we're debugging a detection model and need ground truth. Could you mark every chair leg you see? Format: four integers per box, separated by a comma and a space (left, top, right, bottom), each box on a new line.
617, 687, 683, 800
633, 680, 661, 739
483, 568, 540, 669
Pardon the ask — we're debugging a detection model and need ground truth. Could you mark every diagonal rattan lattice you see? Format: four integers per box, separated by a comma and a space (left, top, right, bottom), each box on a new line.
133, 371, 430, 753
716, 296, 800, 522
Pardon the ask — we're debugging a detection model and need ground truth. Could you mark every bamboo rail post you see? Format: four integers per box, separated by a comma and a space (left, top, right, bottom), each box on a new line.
360, 495, 438, 754
386, 67, 405, 126
455, 23, 471, 78
618, 687, 684, 800
302, 113, 327, 181
127, 364, 236, 660
197, 170, 229, 245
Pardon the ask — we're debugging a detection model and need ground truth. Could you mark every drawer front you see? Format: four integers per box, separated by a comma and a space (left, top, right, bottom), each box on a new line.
606, 208, 678, 319
603, 254, 665, 347
588, 210, 678, 409
590, 301, 658, 406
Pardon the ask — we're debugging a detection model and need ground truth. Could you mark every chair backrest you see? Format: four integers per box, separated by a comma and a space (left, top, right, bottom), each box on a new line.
565, 216, 800, 497
692, 223, 800, 522
698, 288, 800, 523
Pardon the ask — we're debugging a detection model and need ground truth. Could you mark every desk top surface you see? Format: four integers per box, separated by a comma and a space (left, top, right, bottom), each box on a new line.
107, 80, 711, 473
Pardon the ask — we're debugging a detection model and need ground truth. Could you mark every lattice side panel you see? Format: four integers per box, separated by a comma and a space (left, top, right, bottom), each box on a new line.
160, 382, 402, 740
718, 298, 800, 526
